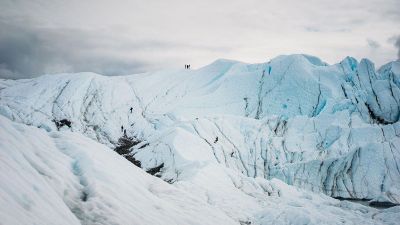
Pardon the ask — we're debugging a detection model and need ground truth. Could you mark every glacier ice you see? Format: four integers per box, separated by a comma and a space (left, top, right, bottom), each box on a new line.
1, 115, 400, 225
1, 54, 400, 224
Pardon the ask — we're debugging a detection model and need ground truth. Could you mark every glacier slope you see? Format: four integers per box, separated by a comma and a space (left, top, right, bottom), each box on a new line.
1, 115, 400, 225
0, 115, 235, 225
0, 54, 399, 205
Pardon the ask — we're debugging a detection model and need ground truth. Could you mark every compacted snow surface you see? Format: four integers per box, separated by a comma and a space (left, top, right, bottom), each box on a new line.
0, 54, 400, 224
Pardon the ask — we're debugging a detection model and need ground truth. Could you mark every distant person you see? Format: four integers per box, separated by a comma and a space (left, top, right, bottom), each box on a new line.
121, 125, 124, 132
130, 107, 133, 113
214, 137, 218, 143
124, 129, 127, 136
188, 64, 191, 69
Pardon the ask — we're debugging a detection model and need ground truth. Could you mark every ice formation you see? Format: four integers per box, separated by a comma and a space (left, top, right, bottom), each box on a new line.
1, 54, 399, 224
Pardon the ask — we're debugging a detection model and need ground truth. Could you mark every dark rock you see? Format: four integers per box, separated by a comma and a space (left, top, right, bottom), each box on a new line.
146, 163, 164, 176
114, 136, 142, 167
114, 136, 141, 155
52, 118, 72, 130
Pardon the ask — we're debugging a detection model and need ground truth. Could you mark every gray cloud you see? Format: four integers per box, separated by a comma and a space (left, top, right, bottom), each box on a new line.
0, 22, 151, 79
395, 36, 400, 59
0, 0, 399, 79
0, 19, 232, 79
388, 35, 400, 59
305, 26, 321, 33
367, 39, 380, 49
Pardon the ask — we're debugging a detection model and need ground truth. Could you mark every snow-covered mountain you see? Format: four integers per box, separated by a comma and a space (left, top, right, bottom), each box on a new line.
1, 54, 400, 224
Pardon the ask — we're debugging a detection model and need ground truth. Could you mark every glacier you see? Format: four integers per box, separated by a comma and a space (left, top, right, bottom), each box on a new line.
1, 54, 400, 224
2, 114, 400, 225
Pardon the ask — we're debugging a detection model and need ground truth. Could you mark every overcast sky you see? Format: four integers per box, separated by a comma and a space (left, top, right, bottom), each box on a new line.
0, 0, 399, 79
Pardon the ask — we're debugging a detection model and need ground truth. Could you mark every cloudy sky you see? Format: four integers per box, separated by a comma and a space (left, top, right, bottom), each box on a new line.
0, 0, 399, 79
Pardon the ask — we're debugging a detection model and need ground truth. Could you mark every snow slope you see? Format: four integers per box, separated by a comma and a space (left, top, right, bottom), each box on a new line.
0, 115, 236, 225
1, 115, 400, 225
0, 54, 399, 211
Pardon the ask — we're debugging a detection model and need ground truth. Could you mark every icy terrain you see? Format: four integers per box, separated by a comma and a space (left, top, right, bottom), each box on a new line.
1, 54, 400, 224
1, 115, 400, 225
